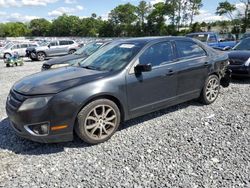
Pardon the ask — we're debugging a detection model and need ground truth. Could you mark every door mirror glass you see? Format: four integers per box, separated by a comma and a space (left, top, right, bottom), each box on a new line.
134, 64, 152, 73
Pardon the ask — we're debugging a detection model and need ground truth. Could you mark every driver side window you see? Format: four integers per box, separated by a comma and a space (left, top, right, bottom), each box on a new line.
139, 42, 174, 67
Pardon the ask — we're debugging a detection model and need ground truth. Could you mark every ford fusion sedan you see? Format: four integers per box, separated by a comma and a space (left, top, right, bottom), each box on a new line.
6, 37, 230, 144
41, 41, 111, 71
228, 37, 250, 77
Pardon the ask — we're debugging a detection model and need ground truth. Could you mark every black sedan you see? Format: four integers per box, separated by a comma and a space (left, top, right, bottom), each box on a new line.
228, 37, 250, 77
41, 40, 111, 70
6, 37, 230, 144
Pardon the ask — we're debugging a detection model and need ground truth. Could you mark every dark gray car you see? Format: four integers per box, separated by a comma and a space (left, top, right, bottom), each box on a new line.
6, 37, 230, 144
41, 41, 112, 70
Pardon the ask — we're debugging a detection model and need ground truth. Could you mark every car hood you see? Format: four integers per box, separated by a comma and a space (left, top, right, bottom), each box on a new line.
45, 54, 86, 65
13, 66, 110, 95
229, 50, 250, 61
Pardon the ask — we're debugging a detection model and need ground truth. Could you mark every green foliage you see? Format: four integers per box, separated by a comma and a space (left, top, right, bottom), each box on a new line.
2, 0, 247, 38
0, 22, 30, 37
216, 1, 236, 20
29, 18, 51, 36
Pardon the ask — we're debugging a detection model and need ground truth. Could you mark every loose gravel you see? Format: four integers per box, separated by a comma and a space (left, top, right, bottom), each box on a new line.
0, 59, 249, 188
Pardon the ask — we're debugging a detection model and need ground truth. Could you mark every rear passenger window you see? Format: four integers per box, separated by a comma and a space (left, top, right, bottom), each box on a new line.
139, 42, 174, 67
12, 45, 19, 49
20, 44, 28, 48
175, 41, 206, 59
59, 41, 69, 45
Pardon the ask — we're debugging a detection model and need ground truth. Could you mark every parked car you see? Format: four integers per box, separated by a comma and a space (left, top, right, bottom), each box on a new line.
27, 40, 79, 61
241, 32, 250, 39
25, 41, 50, 59
228, 37, 250, 77
41, 40, 112, 70
0, 42, 38, 59
6, 37, 230, 144
186, 32, 237, 50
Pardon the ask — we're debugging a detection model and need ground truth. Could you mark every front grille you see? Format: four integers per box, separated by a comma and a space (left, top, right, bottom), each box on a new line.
229, 59, 245, 66
7, 90, 27, 112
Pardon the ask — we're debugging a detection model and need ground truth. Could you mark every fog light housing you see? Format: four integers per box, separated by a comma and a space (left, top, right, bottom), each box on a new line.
24, 123, 49, 136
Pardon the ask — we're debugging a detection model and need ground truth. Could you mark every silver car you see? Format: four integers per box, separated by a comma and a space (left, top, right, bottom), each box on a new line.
29, 40, 79, 61
0, 42, 38, 59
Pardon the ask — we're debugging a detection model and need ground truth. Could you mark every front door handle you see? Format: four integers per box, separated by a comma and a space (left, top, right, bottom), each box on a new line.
166, 69, 174, 76
204, 62, 209, 67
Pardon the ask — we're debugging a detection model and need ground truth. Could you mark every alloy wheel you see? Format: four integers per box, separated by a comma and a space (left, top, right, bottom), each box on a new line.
84, 105, 117, 140
205, 77, 219, 102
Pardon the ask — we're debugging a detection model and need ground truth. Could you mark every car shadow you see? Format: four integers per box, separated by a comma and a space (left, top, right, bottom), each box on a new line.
0, 100, 201, 155
231, 77, 250, 84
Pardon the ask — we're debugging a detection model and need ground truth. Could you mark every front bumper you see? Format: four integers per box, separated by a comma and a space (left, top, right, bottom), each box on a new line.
6, 90, 74, 143
229, 65, 250, 77
10, 121, 72, 143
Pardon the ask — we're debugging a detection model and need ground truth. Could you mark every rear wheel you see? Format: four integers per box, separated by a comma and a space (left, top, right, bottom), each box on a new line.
75, 99, 120, 144
199, 75, 220, 105
37, 52, 46, 61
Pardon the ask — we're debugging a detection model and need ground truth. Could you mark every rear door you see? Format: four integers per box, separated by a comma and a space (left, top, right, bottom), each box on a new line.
174, 40, 210, 98
126, 41, 178, 117
58, 40, 70, 55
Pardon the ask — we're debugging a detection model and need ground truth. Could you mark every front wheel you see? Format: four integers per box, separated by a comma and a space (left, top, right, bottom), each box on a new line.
199, 75, 220, 105
37, 52, 46, 61
75, 99, 121, 144
69, 49, 76, 54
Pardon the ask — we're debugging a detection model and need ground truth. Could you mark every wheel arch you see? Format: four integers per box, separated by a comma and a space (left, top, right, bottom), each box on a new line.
75, 94, 126, 123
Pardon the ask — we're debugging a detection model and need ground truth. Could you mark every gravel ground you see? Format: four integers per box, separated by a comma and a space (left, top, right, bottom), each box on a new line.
0, 59, 249, 187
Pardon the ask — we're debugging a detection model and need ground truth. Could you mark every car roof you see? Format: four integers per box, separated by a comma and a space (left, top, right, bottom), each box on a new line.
187, 32, 216, 35
115, 36, 192, 44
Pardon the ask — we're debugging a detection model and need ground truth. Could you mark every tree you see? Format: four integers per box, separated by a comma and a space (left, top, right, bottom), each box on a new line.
147, 2, 168, 35
108, 3, 137, 36
136, 1, 150, 34
216, 1, 236, 20
29, 18, 51, 36
189, 0, 203, 25
1, 22, 30, 37
239, 0, 250, 31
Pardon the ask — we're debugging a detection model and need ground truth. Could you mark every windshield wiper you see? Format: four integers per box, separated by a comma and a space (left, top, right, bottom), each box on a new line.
81, 65, 99, 70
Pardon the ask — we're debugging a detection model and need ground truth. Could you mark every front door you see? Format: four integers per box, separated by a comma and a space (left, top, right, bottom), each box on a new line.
126, 41, 178, 118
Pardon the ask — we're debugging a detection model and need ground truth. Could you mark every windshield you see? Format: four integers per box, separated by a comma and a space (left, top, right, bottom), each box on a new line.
4, 42, 14, 49
75, 42, 104, 56
78, 42, 143, 72
39, 42, 50, 46
233, 38, 250, 50
187, 34, 208, 42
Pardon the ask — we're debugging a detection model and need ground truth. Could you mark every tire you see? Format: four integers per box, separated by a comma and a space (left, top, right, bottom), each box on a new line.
4, 53, 11, 59
75, 99, 121, 144
199, 74, 220, 105
69, 49, 76, 54
37, 52, 46, 61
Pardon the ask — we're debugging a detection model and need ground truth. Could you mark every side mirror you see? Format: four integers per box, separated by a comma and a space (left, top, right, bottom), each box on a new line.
48, 44, 51, 48
134, 64, 152, 74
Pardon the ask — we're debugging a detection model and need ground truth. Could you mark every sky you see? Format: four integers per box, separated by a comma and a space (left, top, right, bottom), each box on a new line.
0, 0, 245, 23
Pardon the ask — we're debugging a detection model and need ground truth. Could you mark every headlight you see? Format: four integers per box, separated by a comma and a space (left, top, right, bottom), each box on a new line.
19, 96, 52, 111
245, 57, 250, 66
50, 63, 69, 69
